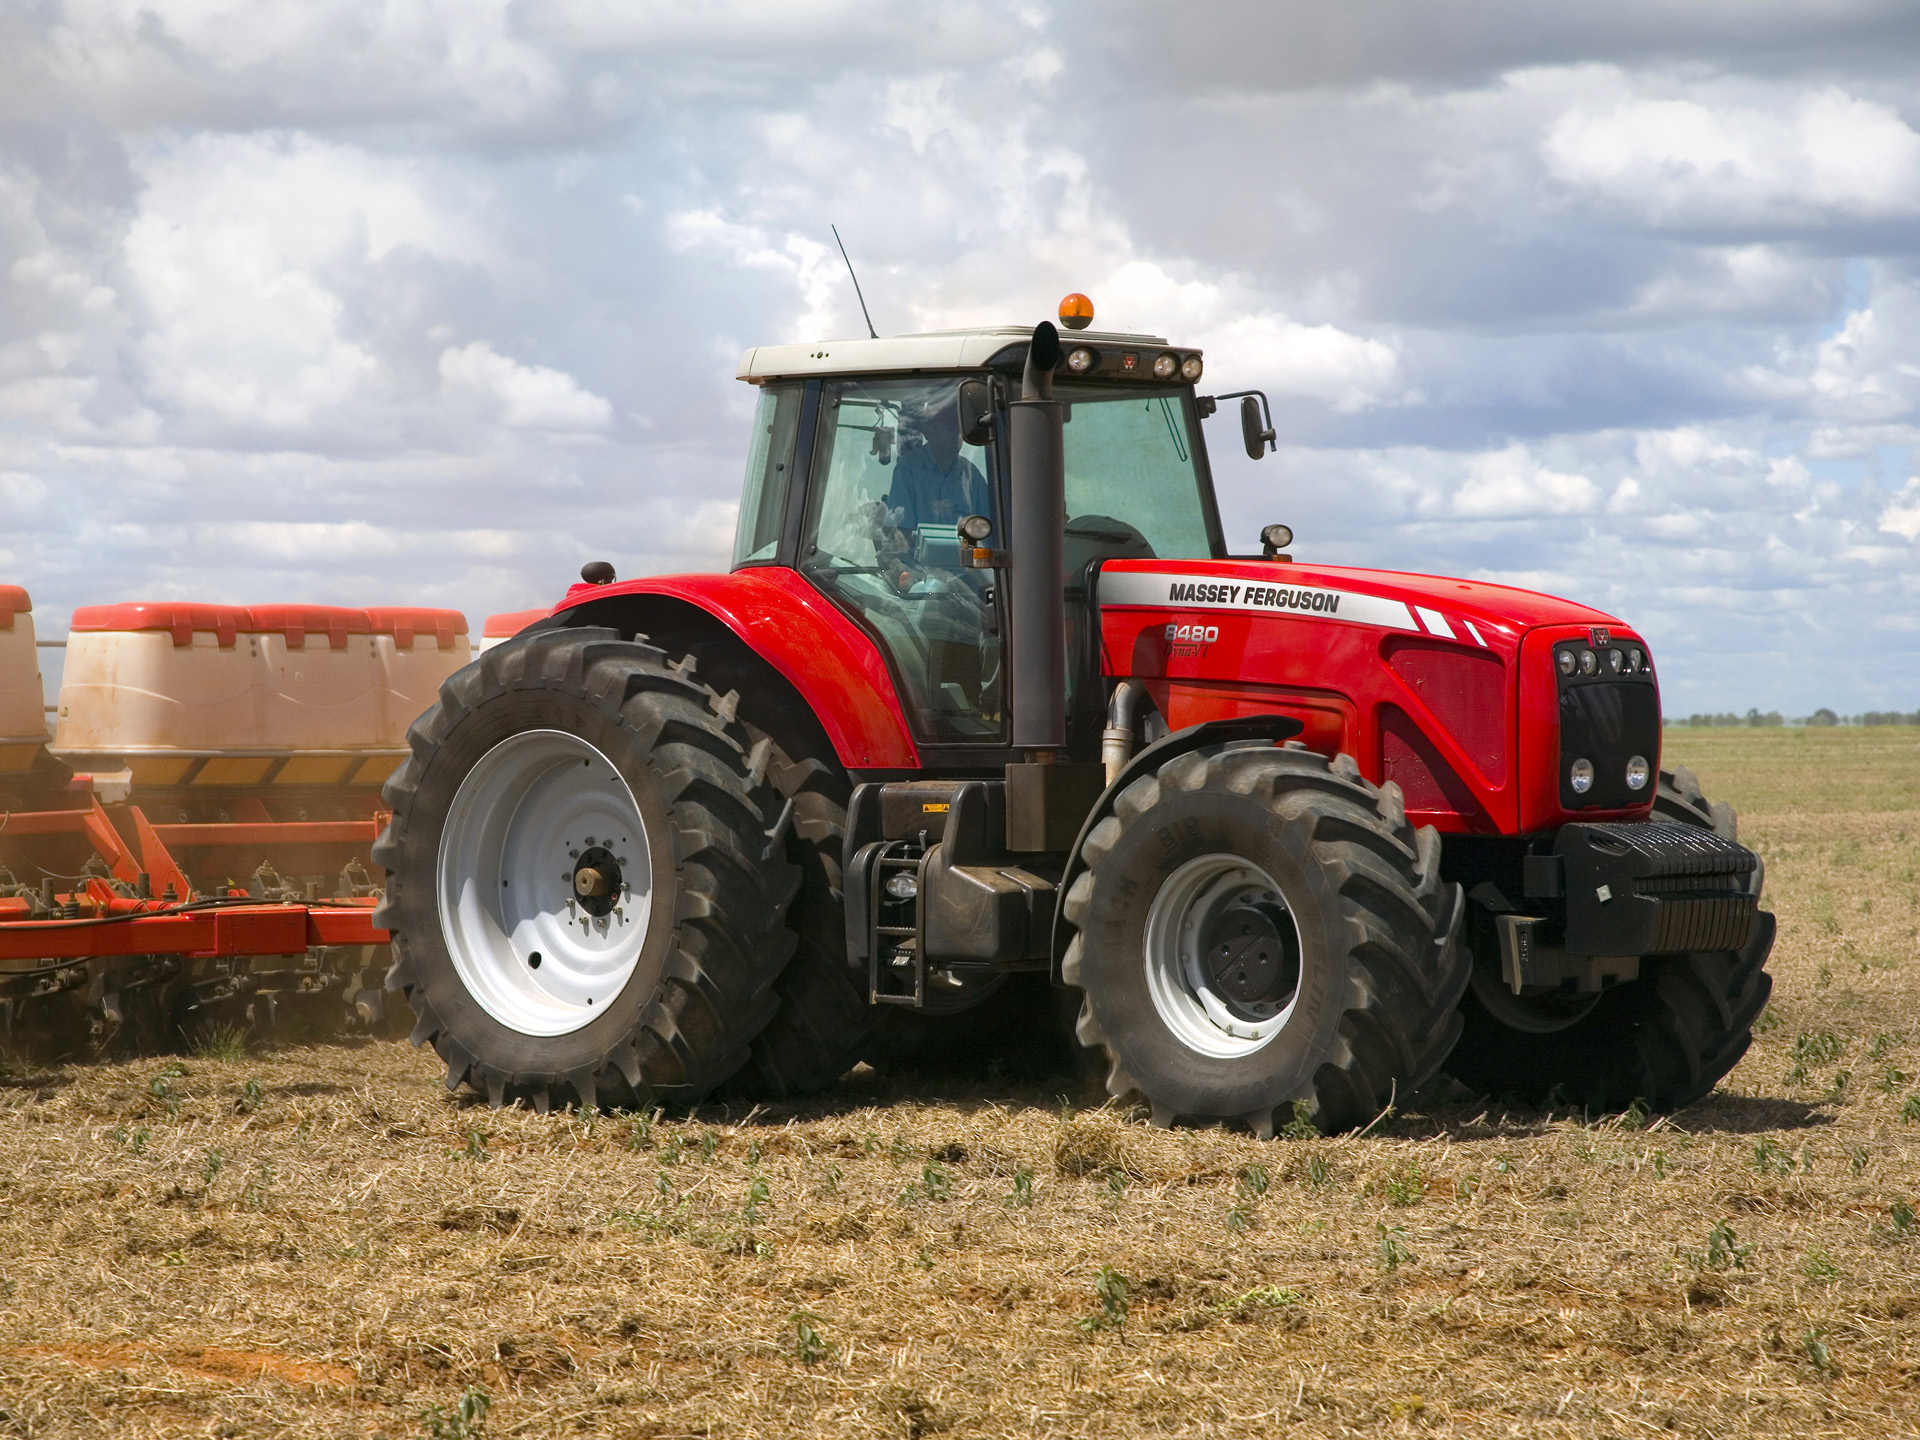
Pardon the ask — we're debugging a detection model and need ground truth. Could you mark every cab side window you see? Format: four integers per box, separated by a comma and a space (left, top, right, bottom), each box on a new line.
732, 383, 803, 568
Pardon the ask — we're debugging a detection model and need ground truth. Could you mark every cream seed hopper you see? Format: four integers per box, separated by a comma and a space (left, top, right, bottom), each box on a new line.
0, 595, 469, 1060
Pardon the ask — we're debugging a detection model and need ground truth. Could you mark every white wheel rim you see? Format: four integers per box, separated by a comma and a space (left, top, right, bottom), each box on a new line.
1143, 853, 1302, 1060
436, 729, 654, 1037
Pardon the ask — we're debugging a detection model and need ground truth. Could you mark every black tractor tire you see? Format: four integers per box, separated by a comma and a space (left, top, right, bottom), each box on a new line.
1445, 766, 1774, 1112
1059, 742, 1468, 1136
719, 731, 877, 1099
372, 628, 800, 1112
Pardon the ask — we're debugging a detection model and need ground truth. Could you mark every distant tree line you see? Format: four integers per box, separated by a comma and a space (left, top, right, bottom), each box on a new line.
1663, 709, 1920, 727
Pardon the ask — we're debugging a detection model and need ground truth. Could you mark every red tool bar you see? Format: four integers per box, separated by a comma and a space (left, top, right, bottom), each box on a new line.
0, 799, 141, 884
150, 821, 382, 846
0, 808, 95, 836
1, 811, 381, 848
0, 904, 387, 963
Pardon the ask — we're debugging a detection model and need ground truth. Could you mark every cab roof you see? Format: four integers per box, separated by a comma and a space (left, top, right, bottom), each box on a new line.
736, 326, 1174, 383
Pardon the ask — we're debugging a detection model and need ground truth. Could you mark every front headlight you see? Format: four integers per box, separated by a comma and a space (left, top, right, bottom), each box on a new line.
1625, 755, 1649, 791
1180, 354, 1203, 381
1152, 352, 1178, 380
1066, 346, 1095, 373
1570, 758, 1594, 794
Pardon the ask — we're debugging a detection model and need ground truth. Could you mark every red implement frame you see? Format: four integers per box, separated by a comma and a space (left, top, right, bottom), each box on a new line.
0, 902, 384, 962
0, 797, 389, 967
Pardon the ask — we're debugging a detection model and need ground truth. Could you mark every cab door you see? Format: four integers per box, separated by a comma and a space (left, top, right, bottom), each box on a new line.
795, 376, 1006, 747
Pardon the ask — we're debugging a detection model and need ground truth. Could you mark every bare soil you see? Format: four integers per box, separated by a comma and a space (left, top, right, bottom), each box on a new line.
0, 728, 1915, 1438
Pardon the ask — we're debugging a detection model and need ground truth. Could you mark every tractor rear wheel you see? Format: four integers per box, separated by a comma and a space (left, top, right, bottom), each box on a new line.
373, 627, 799, 1112
1444, 767, 1774, 1112
1060, 742, 1468, 1136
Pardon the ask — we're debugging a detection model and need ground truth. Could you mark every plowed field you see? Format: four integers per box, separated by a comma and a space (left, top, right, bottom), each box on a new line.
0, 728, 1915, 1438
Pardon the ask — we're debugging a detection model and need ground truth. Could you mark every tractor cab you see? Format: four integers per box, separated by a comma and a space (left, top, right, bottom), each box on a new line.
730, 321, 1232, 756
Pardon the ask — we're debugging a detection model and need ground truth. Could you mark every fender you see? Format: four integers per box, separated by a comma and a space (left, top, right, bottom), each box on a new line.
547, 568, 919, 770
1049, 714, 1304, 983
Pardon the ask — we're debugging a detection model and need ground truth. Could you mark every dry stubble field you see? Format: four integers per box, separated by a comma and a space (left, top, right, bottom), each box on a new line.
1, 728, 1917, 1438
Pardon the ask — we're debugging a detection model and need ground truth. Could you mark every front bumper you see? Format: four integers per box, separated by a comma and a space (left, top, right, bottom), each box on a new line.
1555, 821, 1759, 956
1498, 820, 1762, 993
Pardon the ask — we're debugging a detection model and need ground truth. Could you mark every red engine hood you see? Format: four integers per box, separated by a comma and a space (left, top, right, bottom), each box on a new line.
1096, 557, 1652, 835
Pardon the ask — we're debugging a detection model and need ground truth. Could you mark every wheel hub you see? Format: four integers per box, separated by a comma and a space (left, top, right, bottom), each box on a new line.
1143, 854, 1305, 1059
1204, 901, 1300, 1007
571, 845, 623, 916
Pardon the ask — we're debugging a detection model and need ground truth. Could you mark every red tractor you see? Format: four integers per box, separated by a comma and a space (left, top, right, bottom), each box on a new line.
374, 300, 1774, 1132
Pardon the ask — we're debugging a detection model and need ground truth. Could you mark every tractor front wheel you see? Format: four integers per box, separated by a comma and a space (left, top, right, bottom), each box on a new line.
1060, 742, 1468, 1136
1444, 766, 1774, 1112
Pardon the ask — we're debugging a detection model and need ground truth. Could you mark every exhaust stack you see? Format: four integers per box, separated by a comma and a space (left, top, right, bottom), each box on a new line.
1006, 322, 1067, 757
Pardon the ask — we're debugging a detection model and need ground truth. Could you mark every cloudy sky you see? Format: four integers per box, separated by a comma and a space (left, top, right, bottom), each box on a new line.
4, 1, 1918, 715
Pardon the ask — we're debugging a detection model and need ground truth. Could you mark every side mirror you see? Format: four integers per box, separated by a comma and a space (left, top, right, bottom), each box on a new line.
1240, 394, 1277, 460
957, 379, 994, 446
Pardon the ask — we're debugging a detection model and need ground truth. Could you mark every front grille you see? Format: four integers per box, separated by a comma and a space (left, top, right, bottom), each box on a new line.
1555, 640, 1660, 810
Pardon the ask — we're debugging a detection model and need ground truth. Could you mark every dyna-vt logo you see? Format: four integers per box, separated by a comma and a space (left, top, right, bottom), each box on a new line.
1165, 621, 1219, 658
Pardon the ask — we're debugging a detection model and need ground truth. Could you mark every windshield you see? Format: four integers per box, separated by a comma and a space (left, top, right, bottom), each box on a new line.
1058, 383, 1217, 559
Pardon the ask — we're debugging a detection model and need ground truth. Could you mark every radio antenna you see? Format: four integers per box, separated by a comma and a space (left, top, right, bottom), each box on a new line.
831, 224, 879, 339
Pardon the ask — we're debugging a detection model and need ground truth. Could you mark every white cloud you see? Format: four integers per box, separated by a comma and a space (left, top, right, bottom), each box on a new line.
1544, 85, 1920, 226
667, 210, 846, 342
1881, 480, 1920, 541
1733, 273, 1920, 426
194, 519, 525, 560
438, 343, 611, 431
117, 133, 492, 437
1200, 313, 1406, 413
0, 470, 48, 513
1452, 446, 1599, 518
1622, 244, 1825, 319
45, 0, 566, 126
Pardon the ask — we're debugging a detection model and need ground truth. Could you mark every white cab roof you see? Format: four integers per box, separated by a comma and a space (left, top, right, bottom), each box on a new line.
735, 327, 1176, 382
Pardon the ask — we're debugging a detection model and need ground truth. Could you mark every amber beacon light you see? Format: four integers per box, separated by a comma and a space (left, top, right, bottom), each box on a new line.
1058, 293, 1094, 330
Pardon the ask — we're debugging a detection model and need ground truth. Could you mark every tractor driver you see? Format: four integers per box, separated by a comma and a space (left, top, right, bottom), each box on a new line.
887, 396, 991, 535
